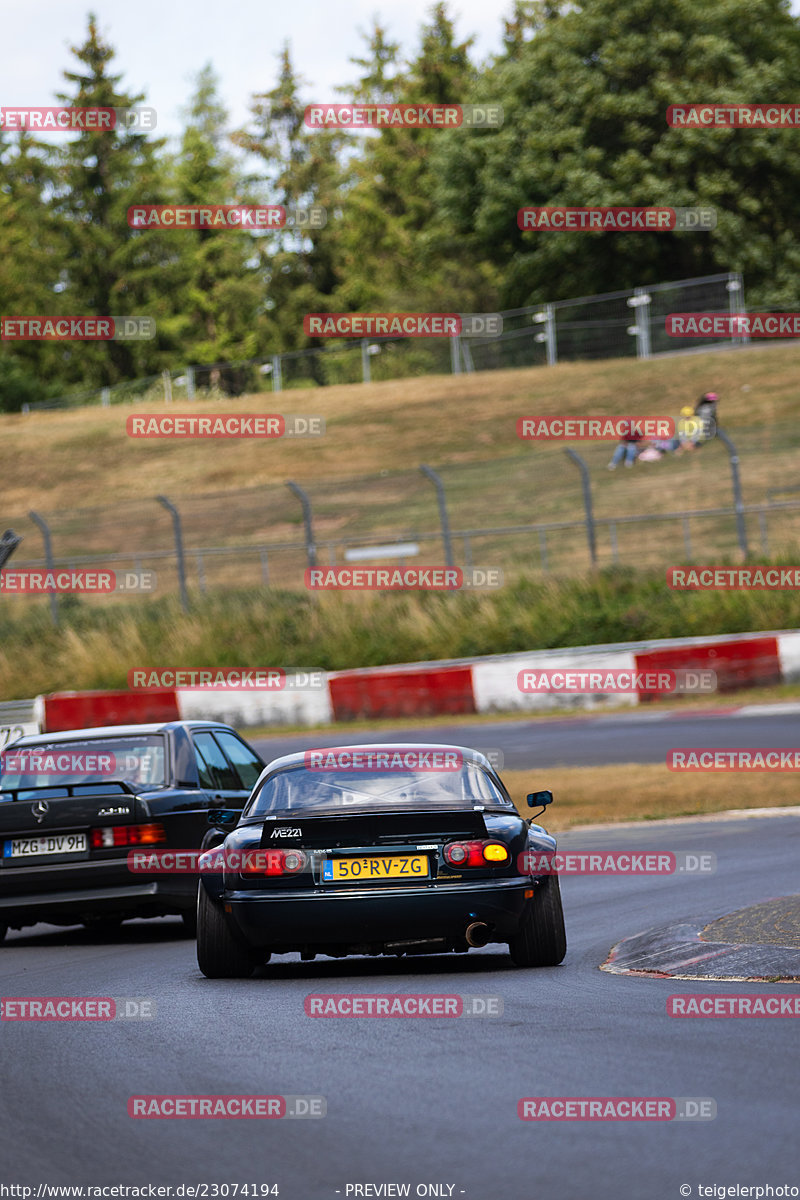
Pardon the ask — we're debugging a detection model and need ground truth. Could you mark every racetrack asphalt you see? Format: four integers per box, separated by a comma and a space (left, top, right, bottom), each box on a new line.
249, 704, 800, 769
1, 804, 797, 1197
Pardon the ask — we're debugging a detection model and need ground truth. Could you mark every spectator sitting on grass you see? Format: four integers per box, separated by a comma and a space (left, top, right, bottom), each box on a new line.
607, 420, 643, 469
674, 406, 705, 454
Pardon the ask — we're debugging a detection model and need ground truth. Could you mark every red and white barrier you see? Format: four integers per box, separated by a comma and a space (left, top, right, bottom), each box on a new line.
36, 628, 798, 731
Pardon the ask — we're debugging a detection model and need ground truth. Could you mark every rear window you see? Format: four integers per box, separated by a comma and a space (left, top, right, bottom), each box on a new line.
245, 761, 514, 818
0, 735, 167, 791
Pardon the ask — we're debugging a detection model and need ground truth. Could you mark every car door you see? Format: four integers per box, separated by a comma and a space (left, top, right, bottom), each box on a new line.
192, 729, 263, 828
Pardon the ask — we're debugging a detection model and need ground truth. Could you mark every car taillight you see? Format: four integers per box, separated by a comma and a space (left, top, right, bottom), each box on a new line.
245, 848, 308, 876
90, 823, 166, 849
444, 840, 509, 867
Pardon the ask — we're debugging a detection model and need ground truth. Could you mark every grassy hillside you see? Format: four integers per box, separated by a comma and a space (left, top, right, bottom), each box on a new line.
3, 341, 800, 513
2, 342, 799, 598
1, 343, 798, 698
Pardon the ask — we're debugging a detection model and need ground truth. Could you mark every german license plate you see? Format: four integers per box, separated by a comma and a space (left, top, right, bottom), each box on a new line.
322, 854, 429, 882
3, 833, 88, 859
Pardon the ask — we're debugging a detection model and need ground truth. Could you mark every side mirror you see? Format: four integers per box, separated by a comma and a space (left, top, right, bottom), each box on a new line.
207, 807, 239, 829
527, 790, 553, 808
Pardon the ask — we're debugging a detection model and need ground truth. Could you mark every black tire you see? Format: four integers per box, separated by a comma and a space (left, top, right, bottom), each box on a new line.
196, 884, 256, 979
508, 874, 567, 967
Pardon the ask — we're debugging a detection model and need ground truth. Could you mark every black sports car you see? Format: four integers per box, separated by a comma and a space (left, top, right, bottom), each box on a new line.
196, 743, 566, 977
0, 721, 265, 938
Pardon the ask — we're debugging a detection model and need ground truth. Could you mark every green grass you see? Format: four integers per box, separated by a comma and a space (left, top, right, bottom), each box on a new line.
1, 560, 798, 699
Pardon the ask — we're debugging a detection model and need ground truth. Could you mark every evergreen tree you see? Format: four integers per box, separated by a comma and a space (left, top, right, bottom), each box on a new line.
169, 64, 266, 388
335, 4, 479, 312
0, 130, 65, 409
234, 45, 347, 376
52, 13, 174, 386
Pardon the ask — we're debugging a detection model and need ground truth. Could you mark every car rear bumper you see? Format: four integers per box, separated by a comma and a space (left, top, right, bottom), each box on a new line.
226, 878, 532, 949
0, 860, 197, 925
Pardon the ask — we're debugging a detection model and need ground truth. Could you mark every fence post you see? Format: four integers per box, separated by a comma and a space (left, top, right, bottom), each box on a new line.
28, 512, 59, 626
450, 336, 462, 375
361, 339, 371, 384
286, 481, 317, 568
627, 290, 652, 358
186, 366, 196, 400
533, 305, 557, 366
272, 354, 283, 392
162, 370, 173, 404
564, 449, 598, 567
156, 496, 190, 611
420, 465, 455, 568
715, 429, 749, 557
538, 528, 548, 572
727, 274, 749, 346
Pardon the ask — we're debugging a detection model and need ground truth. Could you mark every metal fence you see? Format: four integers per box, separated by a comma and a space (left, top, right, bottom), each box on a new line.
4, 421, 800, 624
25, 272, 746, 410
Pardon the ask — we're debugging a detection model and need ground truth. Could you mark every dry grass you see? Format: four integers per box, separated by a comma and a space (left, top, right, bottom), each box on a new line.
501, 763, 800, 830
3, 341, 800, 516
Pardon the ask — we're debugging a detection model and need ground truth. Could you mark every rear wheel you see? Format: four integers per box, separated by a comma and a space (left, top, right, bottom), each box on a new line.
196, 885, 256, 979
508, 875, 567, 967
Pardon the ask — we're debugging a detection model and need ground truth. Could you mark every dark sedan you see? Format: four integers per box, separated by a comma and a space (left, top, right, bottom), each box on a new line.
196, 743, 566, 977
0, 721, 265, 938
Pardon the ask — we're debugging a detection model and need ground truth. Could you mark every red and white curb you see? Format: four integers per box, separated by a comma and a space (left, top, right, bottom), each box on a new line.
26, 627, 800, 731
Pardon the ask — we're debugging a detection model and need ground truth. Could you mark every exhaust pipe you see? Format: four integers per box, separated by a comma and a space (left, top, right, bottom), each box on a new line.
465, 921, 491, 948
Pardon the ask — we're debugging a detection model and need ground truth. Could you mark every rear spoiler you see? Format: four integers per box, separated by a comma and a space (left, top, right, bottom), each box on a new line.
0, 779, 140, 803
259, 807, 490, 847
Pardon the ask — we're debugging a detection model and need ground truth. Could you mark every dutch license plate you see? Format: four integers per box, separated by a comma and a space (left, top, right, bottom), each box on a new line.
322, 854, 429, 882
3, 833, 88, 859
